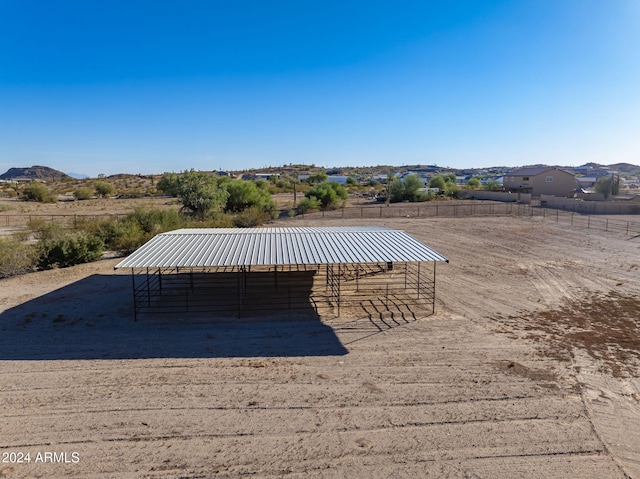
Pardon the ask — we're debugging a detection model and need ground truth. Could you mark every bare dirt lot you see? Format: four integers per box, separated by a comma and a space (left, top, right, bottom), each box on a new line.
1, 212, 639, 478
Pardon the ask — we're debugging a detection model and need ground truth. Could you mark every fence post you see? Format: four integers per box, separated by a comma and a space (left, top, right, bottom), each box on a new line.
605, 219, 608, 232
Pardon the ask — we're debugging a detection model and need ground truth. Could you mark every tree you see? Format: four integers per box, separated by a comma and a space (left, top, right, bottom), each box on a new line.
389, 176, 404, 202
444, 173, 457, 184
467, 177, 481, 188
429, 176, 446, 190
175, 170, 229, 220
94, 181, 116, 198
596, 174, 621, 197
224, 179, 276, 216
613, 174, 620, 196
306, 172, 328, 185
403, 174, 425, 201
389, 174, 425, 203
305, 181, 348, 209
484, 179, 502, 191
594, 176, 613, 198
156, 173, 181, 196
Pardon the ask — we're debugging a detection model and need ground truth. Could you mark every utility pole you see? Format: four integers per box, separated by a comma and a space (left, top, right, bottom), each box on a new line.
293, 173, 298, 207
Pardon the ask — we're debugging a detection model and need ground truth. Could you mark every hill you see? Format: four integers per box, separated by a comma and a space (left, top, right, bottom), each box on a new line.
0, 165, 71, 181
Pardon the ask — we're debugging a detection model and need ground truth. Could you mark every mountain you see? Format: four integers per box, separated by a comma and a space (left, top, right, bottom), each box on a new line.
68, 172, 89, 179
0, 165, 71, 181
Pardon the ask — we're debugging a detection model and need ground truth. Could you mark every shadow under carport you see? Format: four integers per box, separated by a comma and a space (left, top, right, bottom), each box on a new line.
0, 274, 348, 360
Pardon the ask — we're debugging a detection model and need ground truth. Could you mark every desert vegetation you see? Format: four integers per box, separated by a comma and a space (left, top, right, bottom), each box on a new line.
0, 170, 287, 277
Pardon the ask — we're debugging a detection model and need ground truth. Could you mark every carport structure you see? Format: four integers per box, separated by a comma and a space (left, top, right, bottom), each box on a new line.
115, 226, 448, 321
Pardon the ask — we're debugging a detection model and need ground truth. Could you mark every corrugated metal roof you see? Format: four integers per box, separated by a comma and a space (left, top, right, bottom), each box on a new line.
114, 226, 448, 269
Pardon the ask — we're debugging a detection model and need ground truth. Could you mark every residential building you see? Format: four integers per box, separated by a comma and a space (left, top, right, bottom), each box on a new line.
503, 167, 576, 197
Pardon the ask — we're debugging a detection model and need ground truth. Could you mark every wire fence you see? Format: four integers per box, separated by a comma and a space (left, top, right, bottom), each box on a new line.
290, 202, 640, 236
0, 213, 126, 229
2, 202, 640, 236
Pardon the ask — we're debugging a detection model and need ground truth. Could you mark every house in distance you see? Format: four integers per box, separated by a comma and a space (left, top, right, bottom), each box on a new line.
503, 166, 576, 197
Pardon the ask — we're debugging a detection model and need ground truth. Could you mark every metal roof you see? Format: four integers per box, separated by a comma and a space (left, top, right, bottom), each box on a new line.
114, 226, 448, 269
506, 166, 574, 177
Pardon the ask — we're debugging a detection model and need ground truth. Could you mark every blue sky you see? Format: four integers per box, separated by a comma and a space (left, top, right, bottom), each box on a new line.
1, 0, 639, 177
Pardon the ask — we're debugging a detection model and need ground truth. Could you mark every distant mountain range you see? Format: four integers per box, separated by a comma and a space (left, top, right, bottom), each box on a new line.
0, 165, 71, 181
1, 162, 639, 181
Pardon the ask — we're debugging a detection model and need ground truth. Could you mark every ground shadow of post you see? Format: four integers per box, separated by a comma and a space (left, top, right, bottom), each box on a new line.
0, 274, 348, 360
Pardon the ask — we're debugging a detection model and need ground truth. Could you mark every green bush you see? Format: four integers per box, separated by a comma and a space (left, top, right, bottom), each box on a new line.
27, 219, 64, 240
94, 181, 116, 198
99, 220, 145, 253
296, 196, 321, 214
304, 181, 348, 210
22, 182, 57, 203
77, 207, 187, 253
156, 173, 181, 196
466, 177, 481, 188
73, 187, 94, 200
225, 179, 277, 217
126, 207, 186, 235
0, 238, 37, 278
233, 206, 273, 227
38, 231, 104, 269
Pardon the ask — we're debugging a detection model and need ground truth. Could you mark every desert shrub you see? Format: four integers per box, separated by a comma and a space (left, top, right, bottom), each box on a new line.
27, 219, 64, 240
224, 179, 277, 217
296, 196, 321, 214
99, 220, 145, 253
483, 179, 501, 192
304, 181, 348, 210
3, 189, 18, 198
22, 182, 57, 203
175, 170, 229, 219
429, 176, 446, 190
38, 231, 104, 269
77, 207, 187, 253
73, 187, 93, 200
233, 205, 273, 227
306, 172, 328, 184
388, 174, 426, 203
94, 181, 116, 198
466, 177, 481, 188
126, 207, 186, 235
156, 173, 181, 196
0, 238, 37, 278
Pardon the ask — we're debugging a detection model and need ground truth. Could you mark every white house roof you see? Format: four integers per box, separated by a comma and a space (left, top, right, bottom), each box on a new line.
114, 226, 448, 269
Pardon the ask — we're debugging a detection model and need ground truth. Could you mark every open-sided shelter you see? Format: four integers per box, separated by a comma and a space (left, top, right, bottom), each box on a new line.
114, 226, 448, 320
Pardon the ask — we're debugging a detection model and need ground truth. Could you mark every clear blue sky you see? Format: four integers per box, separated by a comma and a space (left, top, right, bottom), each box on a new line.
1, 0, 639, 177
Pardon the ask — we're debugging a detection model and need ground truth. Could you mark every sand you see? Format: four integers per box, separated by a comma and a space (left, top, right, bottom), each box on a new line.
1, 213, 639, 478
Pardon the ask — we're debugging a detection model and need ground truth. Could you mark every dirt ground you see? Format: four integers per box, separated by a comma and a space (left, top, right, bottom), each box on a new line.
1, 212, 639, 478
